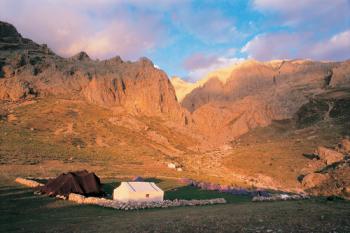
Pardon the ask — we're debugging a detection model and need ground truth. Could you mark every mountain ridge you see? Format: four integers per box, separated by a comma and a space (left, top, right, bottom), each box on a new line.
0, 21, 189, 124
175, 58, 350, 146
1, 21, 350, 195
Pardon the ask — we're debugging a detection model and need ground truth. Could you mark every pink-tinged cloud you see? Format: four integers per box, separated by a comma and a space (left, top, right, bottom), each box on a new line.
172, 8, 242, 43
183, 53, 219, 70
0, 0, 167, 60
183, 53, 244, 81
241, 30, 350, 61
309, 30, 350, 61
252, 0, 350, 26
241, 33, 304, 60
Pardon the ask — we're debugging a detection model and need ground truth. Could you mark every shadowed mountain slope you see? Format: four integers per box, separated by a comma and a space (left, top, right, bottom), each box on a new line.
177, 59, 350, 146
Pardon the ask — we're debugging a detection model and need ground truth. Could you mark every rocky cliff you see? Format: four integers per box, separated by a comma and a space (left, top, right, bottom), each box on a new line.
0, 21, 186, 123
1, 21, 350, 195
178, 59, 350, 146
1, 20, 350, 149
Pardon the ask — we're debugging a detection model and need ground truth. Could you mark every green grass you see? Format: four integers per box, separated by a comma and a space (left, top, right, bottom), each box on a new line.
1, 183, 350, 233
164, 186, 250, 203
102, 179, 251, 203
1, 97, 350, 232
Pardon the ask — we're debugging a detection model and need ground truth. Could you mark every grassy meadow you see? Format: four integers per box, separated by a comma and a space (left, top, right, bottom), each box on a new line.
1, 98, 350, 232
1, 180, 350, 233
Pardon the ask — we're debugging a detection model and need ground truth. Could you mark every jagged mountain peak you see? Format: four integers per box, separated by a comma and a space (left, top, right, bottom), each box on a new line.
0, 21, 187, 124
71, 51, 91, 61
0, 21, 21, 39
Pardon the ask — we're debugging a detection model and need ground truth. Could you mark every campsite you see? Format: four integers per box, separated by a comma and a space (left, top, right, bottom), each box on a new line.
2, 175, 350, 233
1, 1, 350, 232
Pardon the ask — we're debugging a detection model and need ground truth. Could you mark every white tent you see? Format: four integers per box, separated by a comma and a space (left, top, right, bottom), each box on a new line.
113, 182, 164, 202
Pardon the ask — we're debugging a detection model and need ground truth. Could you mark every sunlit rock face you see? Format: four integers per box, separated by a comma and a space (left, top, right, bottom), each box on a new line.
1, 20, 350, 148
177, 59, 350, 146
0, 21, 188, 124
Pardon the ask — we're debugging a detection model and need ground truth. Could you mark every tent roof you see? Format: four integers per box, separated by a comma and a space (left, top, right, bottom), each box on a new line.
39, 170, 103, 197
120, 182, 163, 192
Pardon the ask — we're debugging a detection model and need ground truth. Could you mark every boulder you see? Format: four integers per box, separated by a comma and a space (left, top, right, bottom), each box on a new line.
2, 65, 14, 78
300, 160, 327, 175
178, 178, 193, 185
84, 197, 112, 205
343, 187, 350, 197
316, 146, 344, 165
302, 173, 329, 189
68, 193, 86, 204
0, 109, 7, 120
340, 139, 350, 153
15, 177, 44, 188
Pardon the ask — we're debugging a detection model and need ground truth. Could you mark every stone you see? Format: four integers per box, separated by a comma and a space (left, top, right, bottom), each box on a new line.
302, 173, 329, 189
78, 198, 226, 210
68, 193, 85, 204
300, 160, 326, 175
2, 65, 15, 78
316, 146, 344, 165
167, 162, 177, 169
340, 139, 350, 152
15, 177, 44, 188
178, 178, 193, 185
252, 194, 309, 202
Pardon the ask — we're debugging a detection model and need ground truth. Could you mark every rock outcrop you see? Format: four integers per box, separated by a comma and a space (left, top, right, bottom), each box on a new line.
316, 146, 344, 165
1, 21, 350, 149
0, 21, 187, 123
340, 138, 350, 153
299, 139, 350, 199
302, 173, 329, 189
178, 59, 350, 146
170, 76, 198, 102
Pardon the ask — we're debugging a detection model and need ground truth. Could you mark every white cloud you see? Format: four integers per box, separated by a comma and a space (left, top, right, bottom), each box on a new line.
309, 30, 350, 60
245, 1, 350, 61
252, 0, 350, 26
0, 0, 167, 60
187, 57, 244, 82
241, 33, 304, 60
171, 8, 243, 44
241, 30, 350, 61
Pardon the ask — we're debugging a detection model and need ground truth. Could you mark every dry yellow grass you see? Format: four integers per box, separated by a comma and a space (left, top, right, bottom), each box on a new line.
0, 97, 346, 192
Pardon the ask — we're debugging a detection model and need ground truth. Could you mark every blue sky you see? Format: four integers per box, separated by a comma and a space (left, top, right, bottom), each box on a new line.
0, 0, 349, 81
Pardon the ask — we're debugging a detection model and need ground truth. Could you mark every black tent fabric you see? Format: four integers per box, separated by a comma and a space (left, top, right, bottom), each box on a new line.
40, 170, 103, 197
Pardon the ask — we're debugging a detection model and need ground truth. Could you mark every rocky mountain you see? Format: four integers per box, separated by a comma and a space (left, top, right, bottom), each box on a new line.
0, 21, 187, 123
3, 20, 349, 149
177, 59, 350, 146
299, 139, 350, 198
1, 21, 350, 197
170, 76, 197, 102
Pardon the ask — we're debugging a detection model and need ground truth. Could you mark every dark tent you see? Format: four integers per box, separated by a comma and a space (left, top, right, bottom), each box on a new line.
40, 170, 103, 197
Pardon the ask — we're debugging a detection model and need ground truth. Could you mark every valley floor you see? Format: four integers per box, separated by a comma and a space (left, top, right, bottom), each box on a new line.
0, 97, 348, 191
1, 181, 350, 233
1, 97, 349, 232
